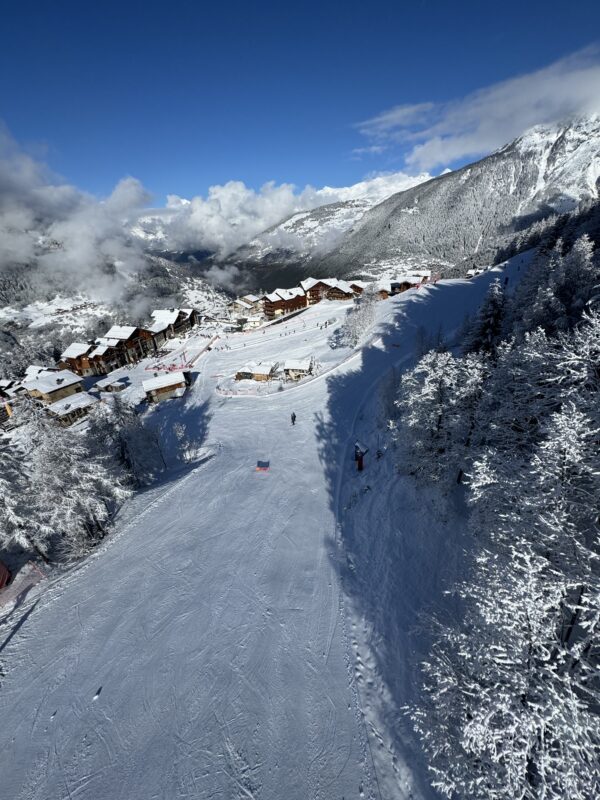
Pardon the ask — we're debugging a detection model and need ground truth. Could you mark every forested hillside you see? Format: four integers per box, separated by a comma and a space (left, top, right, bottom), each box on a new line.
315, 117, 600, 278
390, 205, 600, 798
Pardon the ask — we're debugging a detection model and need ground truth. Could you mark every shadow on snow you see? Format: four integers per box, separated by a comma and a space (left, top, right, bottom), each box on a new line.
314, 277, 505, 799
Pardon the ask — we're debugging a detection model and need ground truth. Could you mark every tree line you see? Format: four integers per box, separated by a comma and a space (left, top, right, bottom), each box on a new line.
0, 396, 167, 563
391, 231, 600, 798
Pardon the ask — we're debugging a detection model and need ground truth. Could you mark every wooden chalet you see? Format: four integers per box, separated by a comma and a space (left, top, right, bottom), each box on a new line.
263, 288, 307, 319
349, 280, 367, 294
58, 342, 95, 376
47, 391, 98, 427
95, 375, 128, 392
142, 370, 190, 403
262, 292, 287, 320
283, 357, 313, 381
228, 298, 254, 317
235, 361, 280, 381
277, 288, 307, 314
392, 274, 428, 293
147, 310, 178, 348
23, 370, 84, 405
240, 294, 264, 314
325, 280, 354, 301
104, 325, 154, 363
173, 308, 198, 334
300, 278, 335, 304
88, 340, 124, 374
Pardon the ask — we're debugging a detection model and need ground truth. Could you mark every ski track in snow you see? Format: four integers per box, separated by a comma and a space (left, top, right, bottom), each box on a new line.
0, 260, 529, 799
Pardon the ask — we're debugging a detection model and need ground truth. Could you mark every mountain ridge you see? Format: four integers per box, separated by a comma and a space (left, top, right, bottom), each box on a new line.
221, 115, 600, 287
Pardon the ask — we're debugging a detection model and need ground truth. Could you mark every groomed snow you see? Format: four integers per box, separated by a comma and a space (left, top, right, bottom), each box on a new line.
0, 255, 531, 800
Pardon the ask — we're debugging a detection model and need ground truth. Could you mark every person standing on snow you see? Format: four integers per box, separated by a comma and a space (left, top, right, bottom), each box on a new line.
291, 412, 296, 425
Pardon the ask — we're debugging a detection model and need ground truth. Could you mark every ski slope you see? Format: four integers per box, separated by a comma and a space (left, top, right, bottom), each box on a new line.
0, 259, 529, 799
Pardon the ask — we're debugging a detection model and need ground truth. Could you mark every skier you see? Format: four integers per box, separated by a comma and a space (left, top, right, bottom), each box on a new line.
291, 412, 296, 426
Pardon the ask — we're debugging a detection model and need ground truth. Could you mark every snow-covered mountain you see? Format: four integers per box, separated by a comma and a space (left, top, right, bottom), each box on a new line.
312, 115, 600, 278
216, 174, 429, 271
226, 116, 600, 286
129, 171, 432, 259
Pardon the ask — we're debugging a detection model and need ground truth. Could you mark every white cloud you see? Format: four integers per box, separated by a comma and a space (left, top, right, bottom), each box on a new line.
0, 124, 430, 297
356, 46, 600, 170
143, 170, 430, 258
0, 127, 152, 302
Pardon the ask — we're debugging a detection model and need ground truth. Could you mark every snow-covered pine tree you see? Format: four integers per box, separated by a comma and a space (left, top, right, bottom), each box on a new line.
413, 539, 600, 800
463, 277, 505, 356
558, 234, 598, 322
0, 437, 51, 558
89, 394, 166, 485
509, 240, 564, 336
415, 372, 600, 799
12, 399, 130, 560
394, 350, 487, 483
333, 282, 378, 347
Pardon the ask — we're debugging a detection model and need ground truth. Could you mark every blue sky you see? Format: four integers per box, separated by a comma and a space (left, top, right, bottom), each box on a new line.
1, 0, 600, 202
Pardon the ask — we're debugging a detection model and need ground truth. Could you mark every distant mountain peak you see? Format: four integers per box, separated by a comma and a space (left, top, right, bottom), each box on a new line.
231, 115, 600, 286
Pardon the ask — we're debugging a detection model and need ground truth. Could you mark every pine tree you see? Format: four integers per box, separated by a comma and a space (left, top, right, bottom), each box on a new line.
464, 277, 506, 356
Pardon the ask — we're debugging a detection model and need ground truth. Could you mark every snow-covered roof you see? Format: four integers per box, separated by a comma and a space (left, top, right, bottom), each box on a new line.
24, 369, 82, 394
276, 287, 306, 301
60, 342, 92, 360
241, 294, 260, 303
88, 345, 109, 358
238, 361, 279, 376
151, 309, 179, 327
394, 274, 423, 285
24, 365, 51, 380
48, 391, 97, 418
300, 277, 319, 291
284, 358, 312, 372
301, 278, 352, 295
230, 298, 252, 309
349, 279, 367, 289
142, 371, 187, 393
264, 292, 281, 303
104, 325, 137, 341
147, 320, 169, 334
96, 375, 127, 390
328, 279, 354, 294
94, 336, 121, 348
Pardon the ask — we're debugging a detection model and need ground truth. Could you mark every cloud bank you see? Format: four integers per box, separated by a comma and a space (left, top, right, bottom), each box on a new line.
356, 46, 600, 170
0, 123, 429, 301
146, 170, 430, 258
0, 126, 151, 302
